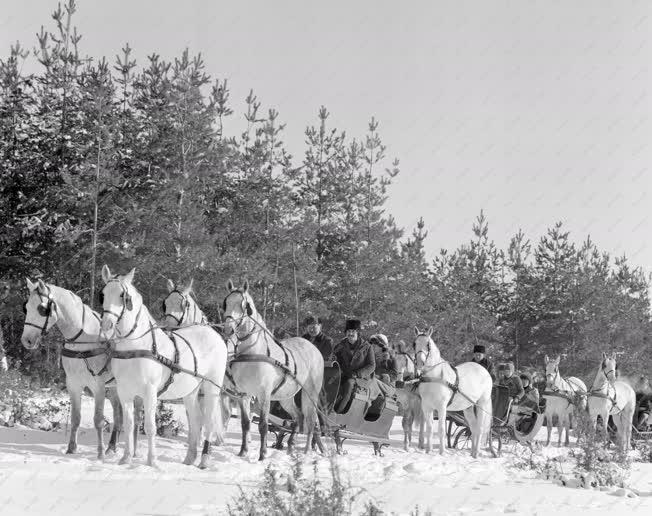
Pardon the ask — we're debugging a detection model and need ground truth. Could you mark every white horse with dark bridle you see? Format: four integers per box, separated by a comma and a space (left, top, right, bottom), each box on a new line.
20, 279, 138, 458
99, 265, 227, 468
222, 279, 324, 460
587, 352, 636, 452
413, 327, 493, 457
543, 354, 587, 446
161, 278, 252, 454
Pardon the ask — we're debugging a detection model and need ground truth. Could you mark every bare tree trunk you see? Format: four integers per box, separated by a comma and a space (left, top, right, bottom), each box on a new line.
89, 101, 103, 309
292, 245, 299, 336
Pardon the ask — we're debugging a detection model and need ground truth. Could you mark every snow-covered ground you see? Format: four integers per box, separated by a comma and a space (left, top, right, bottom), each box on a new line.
1, 395, 651, 516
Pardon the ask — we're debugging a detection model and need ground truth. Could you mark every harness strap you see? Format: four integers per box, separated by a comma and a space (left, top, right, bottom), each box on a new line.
171, 331, 197, 376
158, 333, 179, 397
419, 366, 459, 406
61, 347, 107, 359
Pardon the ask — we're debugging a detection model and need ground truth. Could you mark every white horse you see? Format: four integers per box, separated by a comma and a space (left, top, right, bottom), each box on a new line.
222, 279, 324, 461
0, 342, 7, 373
393, 340, 416, 381
20, 279, 138, 458
543, 354, 587, 446
587, 352, 636, 452
99, 265, 227, 468
161, 278, 252, 454
413, 327, 493, 457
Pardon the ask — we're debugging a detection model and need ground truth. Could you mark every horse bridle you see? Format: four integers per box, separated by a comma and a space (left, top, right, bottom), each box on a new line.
413, 333, 432, 366
546, 365, 560, 387
221, 291, 265, 354
163, 290, 205, 326
100, 279, 142, 338
23, 285, 55, 336
600, 359, 617, 381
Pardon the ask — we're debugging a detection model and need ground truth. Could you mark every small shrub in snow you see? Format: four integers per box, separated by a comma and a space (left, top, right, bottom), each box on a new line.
634, 440, 652, 463
570, 405, 631, 488
138, 402, 182, 437
227, 453, 382, 516
0, 367, 69, 430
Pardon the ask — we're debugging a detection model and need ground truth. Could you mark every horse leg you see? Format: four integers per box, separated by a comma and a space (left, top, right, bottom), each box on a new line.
199, 382, 223, 469
437, 407, 447, 456
238, 399, 251, 457
66, 386, 82, 454
279, 397, 301, 452
118, 395, 134, 465
142, 386, 158, 467
423, 406, 434, 453
182, 391, 201, 466
557, 413, 564, 447
545, 411, 552, 446
463, 406, 478, 457
403, 410, 414, 451
106, 388, 121, 455
302, 380, 323, 455
258, 393, 270, 461
133, 396, 143, 458
93, 381, 107, 460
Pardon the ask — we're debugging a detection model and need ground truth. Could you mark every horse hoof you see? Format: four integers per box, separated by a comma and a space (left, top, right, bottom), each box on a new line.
258, 455, 266, 461
183, 456, 196, 466
65, 448, 76, 455
105, 447, 116, 456
198, 454, 210, 469
97, 452, 105, 461
118, 456, 132, 466
238, 450, 247, 457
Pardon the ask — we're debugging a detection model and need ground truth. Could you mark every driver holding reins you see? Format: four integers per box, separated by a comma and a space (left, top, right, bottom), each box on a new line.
334, 319, 375, 412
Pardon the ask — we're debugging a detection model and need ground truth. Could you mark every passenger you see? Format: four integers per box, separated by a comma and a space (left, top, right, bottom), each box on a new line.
471, 344, 496, 382
370, 334, 399, 387
334, 319, 375, 413
302, 315, 334, 364
516, 372, 540, 412
496, 362, 524, 403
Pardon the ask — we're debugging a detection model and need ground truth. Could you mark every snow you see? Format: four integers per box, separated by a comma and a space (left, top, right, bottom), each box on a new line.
1, 395, 651, 516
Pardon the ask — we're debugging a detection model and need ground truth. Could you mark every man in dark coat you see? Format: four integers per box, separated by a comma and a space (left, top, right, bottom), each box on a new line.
370, 334, 399, 386
334, 319, 375, 412
302, 315, 334, 363
471, 344, 496, 382
496, 362, 525, 402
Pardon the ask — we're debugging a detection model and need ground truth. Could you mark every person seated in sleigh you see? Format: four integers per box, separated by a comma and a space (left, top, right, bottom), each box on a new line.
333, 319, 375, 413
370, 334, 399, 388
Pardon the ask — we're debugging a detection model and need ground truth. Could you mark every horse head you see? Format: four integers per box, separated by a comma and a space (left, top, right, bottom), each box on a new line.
544, 354, 561, 388
162, 278, 200, 327
413, 326, 437, 371
21, 278, 58, 350
600, 351, 618, 386
222, 279, 257, 338
99, 265, 141, 338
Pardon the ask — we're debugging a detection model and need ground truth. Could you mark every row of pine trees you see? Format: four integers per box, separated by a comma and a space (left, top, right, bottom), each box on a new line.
1, 1, 650, 383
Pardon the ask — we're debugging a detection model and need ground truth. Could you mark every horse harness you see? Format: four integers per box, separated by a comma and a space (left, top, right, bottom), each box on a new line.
163, 290, 207, 327
417, 362, 461, 407
588, 360, 621, 414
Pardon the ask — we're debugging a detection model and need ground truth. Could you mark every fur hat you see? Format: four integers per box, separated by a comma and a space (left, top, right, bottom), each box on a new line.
370, 334, 389, 349
473, 344, 486, 354
519, 372, 532, 383
304, 315, 321, 326
345, 319, 361, 331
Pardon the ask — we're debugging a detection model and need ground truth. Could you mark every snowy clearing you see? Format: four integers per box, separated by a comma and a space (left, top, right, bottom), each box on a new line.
1, 395, 651, 516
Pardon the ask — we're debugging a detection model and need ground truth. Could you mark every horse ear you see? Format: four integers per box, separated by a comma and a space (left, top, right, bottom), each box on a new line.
186, 277, 194, 293
101, 265, 112, 284
166, 279, 175, 293
602, 351, 607, 360
124, 268, 136, 284
243, 279, 249, 293
427, 327, 433, 338
227, 279, 235, 292
26, 277, 36, 291
414, 326, 420, 337
544, 355, 549, 364
36, 279, 47, 294
555, 355, 560, 363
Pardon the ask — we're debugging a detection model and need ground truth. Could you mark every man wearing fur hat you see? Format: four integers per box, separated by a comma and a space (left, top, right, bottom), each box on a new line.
471, 344, 496, 382
302, 315, 334, 363
334, 319, 375, 412
370, 334, 398, 386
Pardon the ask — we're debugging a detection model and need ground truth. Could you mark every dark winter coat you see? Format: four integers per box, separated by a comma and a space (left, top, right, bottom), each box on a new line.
373, 348, 399, 385
472, 356, 496, 382
334, 337, 376, 379
498, 374, 525, 401
519, 385, 540, 410
302, 332, 334, 363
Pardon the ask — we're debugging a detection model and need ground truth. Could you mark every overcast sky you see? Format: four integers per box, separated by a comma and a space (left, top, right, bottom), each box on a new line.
3, 1, 651, 271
